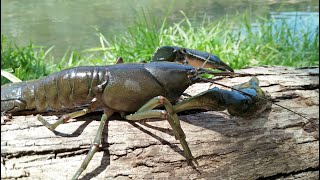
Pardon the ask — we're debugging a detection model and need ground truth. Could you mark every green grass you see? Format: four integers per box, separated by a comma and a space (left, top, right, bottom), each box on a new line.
1, 12, 319, 85
1, 35, 54, 85
95, 11, 318, 68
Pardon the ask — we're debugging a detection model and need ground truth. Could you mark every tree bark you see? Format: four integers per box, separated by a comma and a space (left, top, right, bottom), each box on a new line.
1, 66, 319, 180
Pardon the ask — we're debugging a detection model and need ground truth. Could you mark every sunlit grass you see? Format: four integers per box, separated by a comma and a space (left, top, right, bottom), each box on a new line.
1, 12, 319, 85
94, 11, 318, 68
1, 35, 54, 85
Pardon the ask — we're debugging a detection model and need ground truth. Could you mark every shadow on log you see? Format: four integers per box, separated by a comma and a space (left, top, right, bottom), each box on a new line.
1, 66, 319, 179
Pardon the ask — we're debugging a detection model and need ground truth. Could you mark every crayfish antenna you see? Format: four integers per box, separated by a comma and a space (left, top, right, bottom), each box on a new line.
200, 54, 210, 69
269, 102, 310, 120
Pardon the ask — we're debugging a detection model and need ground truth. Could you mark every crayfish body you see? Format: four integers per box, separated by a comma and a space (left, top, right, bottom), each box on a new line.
1, 46, 271, 180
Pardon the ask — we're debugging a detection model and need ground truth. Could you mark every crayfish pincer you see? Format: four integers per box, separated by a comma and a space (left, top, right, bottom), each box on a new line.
151, 46, 234, 72
1, 60, 271, 179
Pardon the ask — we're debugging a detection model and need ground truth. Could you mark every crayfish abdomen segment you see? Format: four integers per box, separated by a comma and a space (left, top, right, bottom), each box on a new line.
1, 66, 109, 113
1, 81, 30, 112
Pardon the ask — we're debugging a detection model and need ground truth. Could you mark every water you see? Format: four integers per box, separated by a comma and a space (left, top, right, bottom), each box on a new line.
271, 11, 319, 39
1, 0, 319, 59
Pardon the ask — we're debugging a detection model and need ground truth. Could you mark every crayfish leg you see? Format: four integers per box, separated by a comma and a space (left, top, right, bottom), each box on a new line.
125, 96, 198, 166
36, 100, 101, 131
36, 108, 90, 131
72, 109, 113, 180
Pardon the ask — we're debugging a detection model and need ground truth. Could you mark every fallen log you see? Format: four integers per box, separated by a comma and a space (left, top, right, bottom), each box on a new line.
1, 66, 319, 180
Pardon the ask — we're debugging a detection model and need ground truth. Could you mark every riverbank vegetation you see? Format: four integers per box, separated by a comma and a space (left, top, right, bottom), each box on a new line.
1, 12, 318, 85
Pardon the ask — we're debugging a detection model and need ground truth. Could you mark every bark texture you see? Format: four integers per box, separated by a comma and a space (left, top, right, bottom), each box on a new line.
1, 66, 319, 180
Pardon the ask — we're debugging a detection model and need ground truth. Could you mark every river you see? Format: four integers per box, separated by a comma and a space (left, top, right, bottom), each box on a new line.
1, 0, 319, 59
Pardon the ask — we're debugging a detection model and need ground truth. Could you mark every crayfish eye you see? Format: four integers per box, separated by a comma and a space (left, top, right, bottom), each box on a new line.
180, 48, 187, 53
188, 69, 197, 75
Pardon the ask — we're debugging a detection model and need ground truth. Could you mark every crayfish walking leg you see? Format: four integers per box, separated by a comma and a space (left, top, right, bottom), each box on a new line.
36, 100, 100, 131
72, 109, 113, 180
126, 95, 198, 165
72, 96, 197, 179
37, 108, 89, 130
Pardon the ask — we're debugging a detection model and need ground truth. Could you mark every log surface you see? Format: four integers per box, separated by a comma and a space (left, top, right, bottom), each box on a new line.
1, 66, 319, 180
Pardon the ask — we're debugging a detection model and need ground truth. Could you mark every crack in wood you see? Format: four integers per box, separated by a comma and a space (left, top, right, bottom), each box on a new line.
256, 166, 319, 180
3, 147, 90, 159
